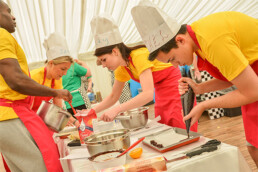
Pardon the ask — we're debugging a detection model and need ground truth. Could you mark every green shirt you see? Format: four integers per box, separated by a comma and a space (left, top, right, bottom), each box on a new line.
62, 62, 87, 108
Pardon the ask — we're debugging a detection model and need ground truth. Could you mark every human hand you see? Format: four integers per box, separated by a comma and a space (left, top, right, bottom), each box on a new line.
55, 89, 73, 102
74, 59, 82, 65
74, 109, 88, 115
183, 102, 206, 126
99, 108, 120, 122
178, 77, 200, 95
66, 117, 80, 127
87, 88, 92, 93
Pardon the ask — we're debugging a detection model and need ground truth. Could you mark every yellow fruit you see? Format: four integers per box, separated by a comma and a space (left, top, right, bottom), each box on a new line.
129, 147, 143, 159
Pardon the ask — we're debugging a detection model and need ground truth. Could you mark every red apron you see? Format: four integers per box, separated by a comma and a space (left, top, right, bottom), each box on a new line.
187, 25, 258, 147
124, 57, 198, 131
31, 67, 55, 112
2, 154, 10, 172
0, 96, 63, 171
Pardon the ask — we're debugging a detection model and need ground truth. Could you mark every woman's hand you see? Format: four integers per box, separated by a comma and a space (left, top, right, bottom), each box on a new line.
183, 102, 206, 126
66, 117, 80, 127
99, 107, 120, 122
178, 77, 201, 95
74, 59, 82, 65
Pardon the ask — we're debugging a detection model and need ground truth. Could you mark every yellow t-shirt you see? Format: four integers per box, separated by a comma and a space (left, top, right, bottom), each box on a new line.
191, 11, 258, 81
115, 48, 172, 82
31, 67, 63, 90
0, 28, 29, 121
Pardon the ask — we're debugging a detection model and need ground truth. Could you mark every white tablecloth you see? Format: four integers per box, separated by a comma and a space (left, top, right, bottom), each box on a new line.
56, 124, 251, 172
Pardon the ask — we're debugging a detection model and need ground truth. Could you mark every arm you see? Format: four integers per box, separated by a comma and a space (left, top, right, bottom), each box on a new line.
178, 77, 233, 95
93, 80, 125, 113
99, 68, 154, 122
0, 58, 72, 101
184, 65, 258, 125
74, 59, 91, 77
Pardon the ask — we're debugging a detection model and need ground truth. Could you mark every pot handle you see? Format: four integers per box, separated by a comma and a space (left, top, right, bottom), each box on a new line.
58, 110, 72, 118
115, 113, 131, 120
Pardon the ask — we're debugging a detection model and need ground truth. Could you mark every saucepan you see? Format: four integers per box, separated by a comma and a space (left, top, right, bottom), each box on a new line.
85, 128, 130, 156
37, 101, 72, 132
115, 106, 149, 130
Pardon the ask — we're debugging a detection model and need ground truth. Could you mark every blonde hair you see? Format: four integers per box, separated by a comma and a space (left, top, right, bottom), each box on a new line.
45, 56, 73, 64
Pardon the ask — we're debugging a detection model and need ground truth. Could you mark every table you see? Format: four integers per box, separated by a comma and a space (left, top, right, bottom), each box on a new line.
56, 123, 251, 172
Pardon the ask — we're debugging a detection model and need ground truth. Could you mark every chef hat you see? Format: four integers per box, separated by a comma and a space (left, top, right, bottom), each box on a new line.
91, 13, 123, 49
131, 0, 181, 53
43, 32, 71, 61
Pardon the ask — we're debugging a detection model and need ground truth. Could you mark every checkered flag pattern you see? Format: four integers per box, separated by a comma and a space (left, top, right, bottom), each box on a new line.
80, 76, 92, 109
197, 71, 224, 119
110, 71, 132, 103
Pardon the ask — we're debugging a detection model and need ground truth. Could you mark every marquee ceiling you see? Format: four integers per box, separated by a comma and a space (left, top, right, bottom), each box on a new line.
3, 0, 258, 63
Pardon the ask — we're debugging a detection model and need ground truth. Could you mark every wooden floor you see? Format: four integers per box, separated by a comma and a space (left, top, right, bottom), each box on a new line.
198, 112, 257, 171
147, 104, 257, 171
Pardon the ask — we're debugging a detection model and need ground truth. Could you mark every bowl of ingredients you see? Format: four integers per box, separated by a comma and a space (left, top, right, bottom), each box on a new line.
85, 129, 130, 156
89, 149, 126, 170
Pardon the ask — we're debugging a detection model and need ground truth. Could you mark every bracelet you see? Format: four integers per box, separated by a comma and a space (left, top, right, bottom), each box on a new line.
72, 119, 78, 125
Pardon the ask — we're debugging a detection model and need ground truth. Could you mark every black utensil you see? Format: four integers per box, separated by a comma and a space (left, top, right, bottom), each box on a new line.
180, 67, 195, 138
166, 145, 218, 163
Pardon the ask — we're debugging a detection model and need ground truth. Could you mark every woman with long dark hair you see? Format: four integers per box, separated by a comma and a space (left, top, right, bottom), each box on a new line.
89, 14, 197, 131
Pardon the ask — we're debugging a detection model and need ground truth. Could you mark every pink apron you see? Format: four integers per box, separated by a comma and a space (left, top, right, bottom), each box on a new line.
0, 96, 63, 171
31, 67, 55, 112
124, 57, 198, 131
187, 25, 258, 147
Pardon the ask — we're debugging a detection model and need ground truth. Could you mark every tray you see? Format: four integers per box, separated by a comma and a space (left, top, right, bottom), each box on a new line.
142, 127, 201, 153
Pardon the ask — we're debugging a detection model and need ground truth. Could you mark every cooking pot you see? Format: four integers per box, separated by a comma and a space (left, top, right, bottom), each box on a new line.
85, 129, 130, 156
37, 101, 71, 132
115, 107, 149, 130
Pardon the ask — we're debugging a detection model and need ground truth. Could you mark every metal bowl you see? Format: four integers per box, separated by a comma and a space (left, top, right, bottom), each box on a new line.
88, 149, 126, 170
37, 101, 71, 132
85, 129, 130, 156
115, 107, 149, 130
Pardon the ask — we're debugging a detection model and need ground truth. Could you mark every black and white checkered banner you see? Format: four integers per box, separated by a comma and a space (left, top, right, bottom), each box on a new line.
197, 71, 224, 119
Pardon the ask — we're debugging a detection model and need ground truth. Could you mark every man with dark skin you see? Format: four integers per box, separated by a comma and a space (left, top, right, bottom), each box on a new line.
0, 1, 72, 171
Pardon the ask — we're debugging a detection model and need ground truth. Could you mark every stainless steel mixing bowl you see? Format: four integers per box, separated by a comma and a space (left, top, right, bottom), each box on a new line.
85, 128, 130, 156
115, 106, 149, 130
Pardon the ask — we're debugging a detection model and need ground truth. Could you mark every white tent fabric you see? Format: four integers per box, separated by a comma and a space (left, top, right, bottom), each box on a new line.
3, 0, 258, 98
5, 0, 258, 63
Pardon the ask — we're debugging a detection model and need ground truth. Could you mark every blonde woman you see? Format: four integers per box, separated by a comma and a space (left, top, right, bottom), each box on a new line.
31, 33, 79, 126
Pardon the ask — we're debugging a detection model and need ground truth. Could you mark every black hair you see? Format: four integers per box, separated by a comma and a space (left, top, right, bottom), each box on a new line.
94, 43, 146, 66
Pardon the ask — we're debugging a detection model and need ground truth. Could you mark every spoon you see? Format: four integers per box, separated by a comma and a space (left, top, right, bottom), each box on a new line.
68, 101, 77, 115
117, 137, 145, 158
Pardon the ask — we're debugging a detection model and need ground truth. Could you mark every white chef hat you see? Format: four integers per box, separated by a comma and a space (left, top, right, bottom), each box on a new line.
43, 32, 71, 61
90, 13, 123, 49
131, 0, 181, 53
